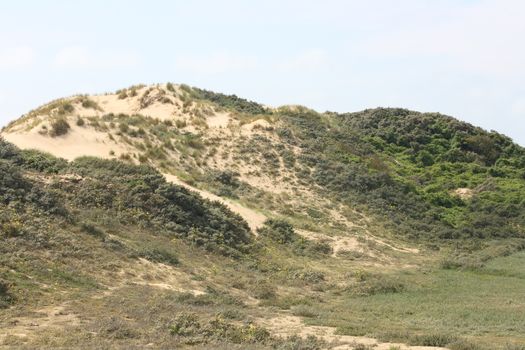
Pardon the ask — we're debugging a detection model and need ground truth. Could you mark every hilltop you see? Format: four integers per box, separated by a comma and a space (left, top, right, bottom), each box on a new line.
1, 84, 525, 349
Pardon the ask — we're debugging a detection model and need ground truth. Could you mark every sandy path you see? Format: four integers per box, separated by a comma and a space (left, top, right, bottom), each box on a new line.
163, 173, 266, 232
258, 315, 449, 350
0, 303, 80, 346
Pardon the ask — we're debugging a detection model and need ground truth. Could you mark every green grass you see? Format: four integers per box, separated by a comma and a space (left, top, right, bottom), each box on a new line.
308, 253, 525, 348
482, 250, 525, 279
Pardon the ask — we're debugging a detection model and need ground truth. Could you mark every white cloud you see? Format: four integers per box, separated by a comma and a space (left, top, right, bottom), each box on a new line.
511, 97, 525, 116
277, 49, 328, 72
174, 51, 258, 74
0, 46, 34, 70
54, 46, 139, 69
359, 0, 525, 77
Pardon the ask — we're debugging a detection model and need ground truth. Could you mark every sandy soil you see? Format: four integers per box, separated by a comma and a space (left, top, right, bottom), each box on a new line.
257, 314, 449, 350
0, 303, 80, 346
453, 187, 474, 199
206, 112, 231, 128
2, 117, 133, 161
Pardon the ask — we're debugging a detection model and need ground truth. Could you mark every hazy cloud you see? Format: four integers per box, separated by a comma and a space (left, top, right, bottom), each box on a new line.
54, 46, 139, 69
0, 46, 34, 70
511, 97, 525, 116
174, 51, 258, 74
360, 0, 525, 77
277, 49, 328, 71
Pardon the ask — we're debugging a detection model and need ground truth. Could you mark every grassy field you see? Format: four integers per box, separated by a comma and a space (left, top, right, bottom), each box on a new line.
305, 251, 525, 349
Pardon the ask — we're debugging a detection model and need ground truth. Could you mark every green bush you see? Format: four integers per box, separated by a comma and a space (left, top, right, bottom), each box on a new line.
80, 222, 105, 239
170, 313, 201, 337
348, 274, 405, 296
18, 149, 68, 173
50, 118, 71, 137
188, 86, 270, 115
70, 157, 252, 256
250, 280, 276, 300
57, 103, 74, 115
278, 335, 324, 350
0, 279, 14, 308
291, 305, 319, 318
138, 247, 179, 265
291, 270, 325, 283
410, 333, 458, 347
258, 219, 296, 244
80, 98, 100, 110
169, 313, 273, 345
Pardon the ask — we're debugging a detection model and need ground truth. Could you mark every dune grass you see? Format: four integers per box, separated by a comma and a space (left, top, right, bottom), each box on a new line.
306, 252, 525, 349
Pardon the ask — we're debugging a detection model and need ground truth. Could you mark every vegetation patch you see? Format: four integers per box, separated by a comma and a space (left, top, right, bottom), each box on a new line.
50, 118, 71, 137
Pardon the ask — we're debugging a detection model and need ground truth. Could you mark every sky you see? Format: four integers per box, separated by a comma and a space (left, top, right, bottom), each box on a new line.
1, 0, 524, 145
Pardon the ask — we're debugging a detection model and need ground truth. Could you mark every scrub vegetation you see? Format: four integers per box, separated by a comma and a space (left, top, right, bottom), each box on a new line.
1, 84, 525, 349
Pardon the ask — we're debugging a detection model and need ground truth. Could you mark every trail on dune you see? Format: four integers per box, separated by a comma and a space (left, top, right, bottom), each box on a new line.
163, 173, 266, 232
257, 314, 449, 350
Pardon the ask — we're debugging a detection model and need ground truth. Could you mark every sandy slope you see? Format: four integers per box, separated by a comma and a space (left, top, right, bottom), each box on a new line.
163, 173, 266, 232
3, 119, 132, 161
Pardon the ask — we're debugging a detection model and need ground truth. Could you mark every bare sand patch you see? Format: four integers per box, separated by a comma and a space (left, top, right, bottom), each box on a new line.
257, 314, 449, 350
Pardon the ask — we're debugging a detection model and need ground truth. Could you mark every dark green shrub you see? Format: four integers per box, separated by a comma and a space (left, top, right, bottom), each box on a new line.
183, 135, 205, 149
18, 149, 67, 173
189, 86, 270, 115
0, 279, 14, 308
250, 280, 276, 300
291, 270, 325, 283
138, 248, 179, 265
119, 122, 129, 133
117, 90, 128, 99
57, 103, 74, 115
99, 316, 138, 340
170, 313, 201, 336
348, 274, 405, 296
81, 98, 100, 110
258, 219, 296, 244
291, 305, 319, 318
50, 118, 70, 137
298, 240, 332, 256
69, 157, 252, 256
410, 333, 458, 347
418, 150, 434, 166
80, 222, 105, 239
279, 335, 324, 350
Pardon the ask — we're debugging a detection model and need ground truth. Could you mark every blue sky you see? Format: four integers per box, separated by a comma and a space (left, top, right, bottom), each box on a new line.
1, 0, 524, 145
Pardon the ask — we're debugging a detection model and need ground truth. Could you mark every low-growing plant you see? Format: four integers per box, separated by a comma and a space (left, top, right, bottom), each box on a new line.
410, 333, 458, 347
80, 222, 105, 239
137, 247, 179, 265
258, 219, 296, 244
50, 118, 71, 137
250, 280, 276, 300
348, 274, 405, 296
0, 279, 14, 308
291, 304, 319, 318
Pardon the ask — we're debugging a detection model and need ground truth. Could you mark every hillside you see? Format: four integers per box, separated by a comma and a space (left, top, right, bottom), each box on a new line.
1, 84, 525, 349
